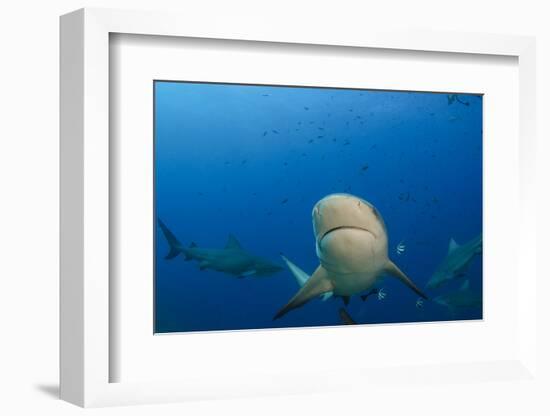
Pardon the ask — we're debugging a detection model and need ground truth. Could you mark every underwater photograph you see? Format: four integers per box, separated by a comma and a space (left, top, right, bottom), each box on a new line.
154, 81, 483, 333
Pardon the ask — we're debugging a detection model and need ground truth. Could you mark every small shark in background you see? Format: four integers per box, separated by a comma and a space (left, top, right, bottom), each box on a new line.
426, 234, 482, 290
273, 194, 427, 320
158, 219, 283, 277
433, 280, 482, 315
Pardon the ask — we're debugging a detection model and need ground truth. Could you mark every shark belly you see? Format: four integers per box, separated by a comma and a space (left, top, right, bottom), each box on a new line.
318, 227, 387, 296
329, 269, 380, 296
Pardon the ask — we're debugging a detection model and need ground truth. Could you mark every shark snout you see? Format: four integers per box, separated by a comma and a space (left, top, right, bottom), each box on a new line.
312, 194, 382, 243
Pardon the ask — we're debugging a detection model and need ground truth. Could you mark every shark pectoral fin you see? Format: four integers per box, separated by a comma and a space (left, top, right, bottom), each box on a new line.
385, 261, 428, 300
321, 291, 333, 301
273, 265, 333, 320
280, 254, 310, 287
199, 261, 209, 270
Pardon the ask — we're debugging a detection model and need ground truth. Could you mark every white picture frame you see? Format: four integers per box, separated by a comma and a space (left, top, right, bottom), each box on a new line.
60, 7, 538, 408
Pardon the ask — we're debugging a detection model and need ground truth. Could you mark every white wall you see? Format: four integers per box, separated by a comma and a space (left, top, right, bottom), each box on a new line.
1, 0, 548, 415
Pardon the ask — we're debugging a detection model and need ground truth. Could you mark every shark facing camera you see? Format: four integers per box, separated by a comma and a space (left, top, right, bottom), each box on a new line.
273, 194, 427, 320
154, 81, 483, 333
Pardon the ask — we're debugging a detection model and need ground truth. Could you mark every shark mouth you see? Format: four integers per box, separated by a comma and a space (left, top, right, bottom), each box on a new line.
319, 225, 375, 243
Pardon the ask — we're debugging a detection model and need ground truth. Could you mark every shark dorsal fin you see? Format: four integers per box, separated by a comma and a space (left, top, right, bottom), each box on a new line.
225, 234, 242, 250
448, 238, 460, 253
460, 279, 470, 291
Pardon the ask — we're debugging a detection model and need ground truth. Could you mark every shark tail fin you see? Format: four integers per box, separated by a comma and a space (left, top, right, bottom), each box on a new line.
157, 219, 183, 260
385, 261, 429, 300
273, 265, 334, 320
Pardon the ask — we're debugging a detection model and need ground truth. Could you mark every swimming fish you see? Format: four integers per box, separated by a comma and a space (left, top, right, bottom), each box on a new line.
447, 94, 470, 107
360, 287, 379, 301
426, 234, 482, 289
398, 192, 410, 202
273, 194, 428, 319
396, 240, 406, 255
360, 287, 386, 301
158, 219, 283, 277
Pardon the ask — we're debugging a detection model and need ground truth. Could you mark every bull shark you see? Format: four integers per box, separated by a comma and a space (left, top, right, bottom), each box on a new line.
273, 194, 428, 320
425, 234, 482, 290
158, 219, 283, 277
433, 279, 482, 315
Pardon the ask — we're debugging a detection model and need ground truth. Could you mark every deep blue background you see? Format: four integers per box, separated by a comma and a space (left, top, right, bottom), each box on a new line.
154, 81, 482, 333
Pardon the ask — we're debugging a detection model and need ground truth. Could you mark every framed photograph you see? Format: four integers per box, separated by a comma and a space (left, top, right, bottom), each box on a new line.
60, 8, 538, 408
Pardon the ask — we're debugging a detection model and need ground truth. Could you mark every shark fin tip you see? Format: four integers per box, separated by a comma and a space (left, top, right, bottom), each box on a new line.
272, 311, 284, 321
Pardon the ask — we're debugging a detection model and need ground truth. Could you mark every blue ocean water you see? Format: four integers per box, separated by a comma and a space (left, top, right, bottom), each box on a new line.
154, 81, 482, 333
